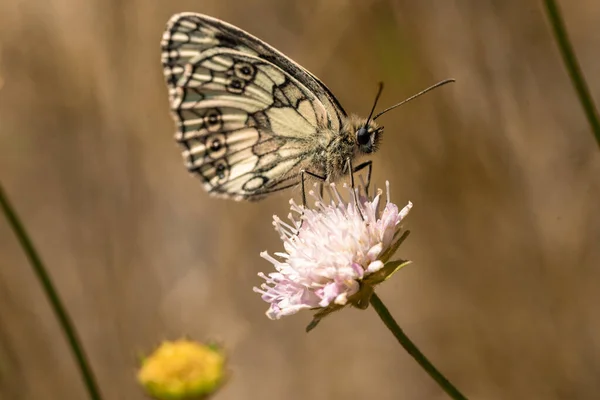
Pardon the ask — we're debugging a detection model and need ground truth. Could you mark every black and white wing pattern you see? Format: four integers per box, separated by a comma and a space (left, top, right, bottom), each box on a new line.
161, 12, 347, 200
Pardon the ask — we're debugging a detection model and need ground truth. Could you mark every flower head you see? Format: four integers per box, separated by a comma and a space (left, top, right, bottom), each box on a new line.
254, 181, 412, 330
137, 339, 226, 400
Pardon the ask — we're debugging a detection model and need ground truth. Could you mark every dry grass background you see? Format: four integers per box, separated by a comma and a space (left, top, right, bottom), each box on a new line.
1, 0, 600, 399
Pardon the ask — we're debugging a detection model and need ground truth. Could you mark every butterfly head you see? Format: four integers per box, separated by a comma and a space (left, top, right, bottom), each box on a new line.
355, 120, 383, 154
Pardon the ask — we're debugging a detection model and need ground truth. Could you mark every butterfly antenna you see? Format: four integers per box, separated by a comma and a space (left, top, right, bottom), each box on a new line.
365, 82, 385, 126
373, 79, 455, 120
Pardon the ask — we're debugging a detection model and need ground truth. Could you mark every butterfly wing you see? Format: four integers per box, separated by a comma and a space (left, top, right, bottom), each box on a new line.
161, 12, 346, 200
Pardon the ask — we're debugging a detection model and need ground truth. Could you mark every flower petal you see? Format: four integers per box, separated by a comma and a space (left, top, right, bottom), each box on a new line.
256, 181, 411, 324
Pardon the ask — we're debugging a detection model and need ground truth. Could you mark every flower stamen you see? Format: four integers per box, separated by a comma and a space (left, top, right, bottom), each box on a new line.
254, 181, 412, 326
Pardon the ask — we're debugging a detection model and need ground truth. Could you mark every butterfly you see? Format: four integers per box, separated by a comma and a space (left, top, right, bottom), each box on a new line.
161, 12, 453, 202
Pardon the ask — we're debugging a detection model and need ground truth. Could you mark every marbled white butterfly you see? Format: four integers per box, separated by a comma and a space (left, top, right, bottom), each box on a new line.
161, 12, 452, 201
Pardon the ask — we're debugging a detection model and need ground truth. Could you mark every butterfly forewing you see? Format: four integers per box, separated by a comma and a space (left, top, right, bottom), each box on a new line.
161, 12, 351, 200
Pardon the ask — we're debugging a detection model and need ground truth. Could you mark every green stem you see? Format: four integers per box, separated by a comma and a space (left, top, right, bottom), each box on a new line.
0, 183, 103, 400
370, 293, 468, 400
543, 0, 600, 148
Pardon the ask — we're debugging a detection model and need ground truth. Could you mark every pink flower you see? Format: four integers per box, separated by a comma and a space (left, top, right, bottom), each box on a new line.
254, 182, 412, 325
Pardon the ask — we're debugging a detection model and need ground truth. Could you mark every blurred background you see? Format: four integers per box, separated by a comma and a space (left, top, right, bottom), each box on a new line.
1, 0, 600, 399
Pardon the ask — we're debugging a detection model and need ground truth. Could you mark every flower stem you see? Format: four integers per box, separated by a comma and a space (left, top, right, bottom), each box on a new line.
370, 293, 468, 400
0, 183, 103, 400
543, 0, 600, 149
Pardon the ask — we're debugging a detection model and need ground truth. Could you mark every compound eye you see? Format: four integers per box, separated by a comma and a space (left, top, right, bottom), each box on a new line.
356, 126, 370, 145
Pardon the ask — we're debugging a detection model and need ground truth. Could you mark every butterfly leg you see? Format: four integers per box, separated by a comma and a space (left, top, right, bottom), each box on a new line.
296, 169, 327, 233
345, 158, 365, 221
351, 160, 373, 196
300, 169, 327, 209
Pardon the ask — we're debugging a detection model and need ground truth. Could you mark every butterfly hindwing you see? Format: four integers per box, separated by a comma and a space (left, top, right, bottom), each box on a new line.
169, 50, 321, 199
161, 13, 348, 200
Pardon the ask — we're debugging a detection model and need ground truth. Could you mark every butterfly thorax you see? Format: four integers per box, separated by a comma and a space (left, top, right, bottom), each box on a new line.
316, 114, 382, 180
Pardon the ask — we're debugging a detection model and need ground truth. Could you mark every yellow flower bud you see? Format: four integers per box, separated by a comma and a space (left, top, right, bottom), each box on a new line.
137, 339, 226, 400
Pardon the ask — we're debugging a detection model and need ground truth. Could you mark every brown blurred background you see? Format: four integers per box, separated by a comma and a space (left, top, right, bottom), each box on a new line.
1, 0, 600, 399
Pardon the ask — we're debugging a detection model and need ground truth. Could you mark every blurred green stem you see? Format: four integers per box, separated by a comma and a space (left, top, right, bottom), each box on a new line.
543, 0, 600, 148
370, 293, 468, 400
0, 183, 103, 400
